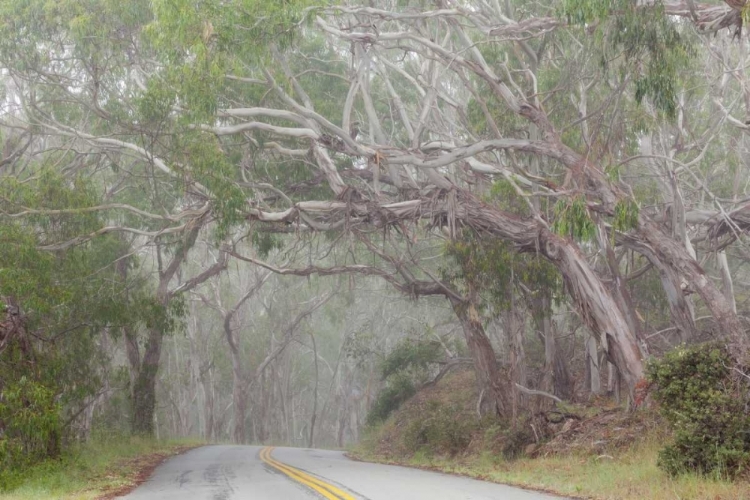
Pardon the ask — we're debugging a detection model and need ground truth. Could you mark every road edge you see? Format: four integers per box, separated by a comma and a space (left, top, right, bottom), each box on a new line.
95, 444, 202, 500
345, 452, 585, 500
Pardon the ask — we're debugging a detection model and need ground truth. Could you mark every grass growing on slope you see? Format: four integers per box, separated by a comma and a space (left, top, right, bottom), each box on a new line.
0, 434, 201, 500
355, 424, 750, 500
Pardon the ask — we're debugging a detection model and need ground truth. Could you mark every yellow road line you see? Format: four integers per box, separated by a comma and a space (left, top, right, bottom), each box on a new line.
259, 446, 356, 500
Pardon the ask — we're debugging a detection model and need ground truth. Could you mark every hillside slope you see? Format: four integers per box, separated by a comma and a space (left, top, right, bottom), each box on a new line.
354, 369, 750, 500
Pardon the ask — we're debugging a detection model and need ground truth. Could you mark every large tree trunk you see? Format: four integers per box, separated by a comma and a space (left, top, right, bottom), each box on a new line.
450, 297, 509, 417
596, 222, 649, 357
131, 326, 162, 435
448, 193, 645, 396
129, 225, 206, 436
537, 230, 645, 395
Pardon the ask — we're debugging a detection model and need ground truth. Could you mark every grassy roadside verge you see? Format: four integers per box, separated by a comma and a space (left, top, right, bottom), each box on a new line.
0, 437, 203, 500
351, 436, 749, 500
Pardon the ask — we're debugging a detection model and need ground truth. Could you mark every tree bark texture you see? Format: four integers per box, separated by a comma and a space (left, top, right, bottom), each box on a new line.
450, 298, 510, 416
131, 326, 162, 435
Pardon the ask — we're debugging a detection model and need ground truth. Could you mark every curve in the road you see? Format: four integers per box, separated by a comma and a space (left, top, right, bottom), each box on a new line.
259, 446, 356, 500
120, 445, 566, 499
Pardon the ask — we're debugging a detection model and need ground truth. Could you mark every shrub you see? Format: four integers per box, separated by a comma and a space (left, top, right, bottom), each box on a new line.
647, 343, 750, 478
366, 374, 416, 426
481, 418, 535, 460
402, 400, 477, 456
380, 338, 442, 380
0, 376, 62, 489
366, 338, 443, 426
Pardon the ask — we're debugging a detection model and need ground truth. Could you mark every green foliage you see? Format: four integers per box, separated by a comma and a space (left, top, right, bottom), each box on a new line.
0, 377, 61, 489
0, 435, 199, 498
647, 343, 750, 478
366, 338, 444, 425
380, 339, 442, 380
561, 0, 693, 118
0, 168, 183, 472
612, 199, 640, 233
482, 417, 537, 460
552, 196, 596, 242
366, 374, 416, 426
173, 132, 246, 237
252, 231, 285, 259
402, 400, 478, 457
445, 231, 560, 315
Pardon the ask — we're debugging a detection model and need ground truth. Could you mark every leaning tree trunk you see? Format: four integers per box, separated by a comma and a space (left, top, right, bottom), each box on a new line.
637, 219, 749, 360
450, 297, 510, 417
450, 192, 646, 397
537, 230, 645, 395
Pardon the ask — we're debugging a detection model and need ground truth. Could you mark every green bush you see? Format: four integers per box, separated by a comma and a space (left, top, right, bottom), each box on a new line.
402, 400, 477, 456
380, 339, 442, 380
647, 343, 750, 478
366, 374, 416, 426
0, 376, 62, 489
366, 338, 444, 426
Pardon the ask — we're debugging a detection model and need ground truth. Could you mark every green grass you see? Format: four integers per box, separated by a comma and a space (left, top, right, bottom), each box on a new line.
0, 435, 202, 500
353, 437, 750, 500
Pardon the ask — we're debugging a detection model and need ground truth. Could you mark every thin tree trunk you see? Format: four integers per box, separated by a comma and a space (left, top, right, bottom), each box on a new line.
553, 337, 573, 400
200, 367, 215, 441
717, 251, 737, 314
232, 378, 248, 444
308, 332, 319, 448
586, 334, 602, 396
506, 294, 526, 421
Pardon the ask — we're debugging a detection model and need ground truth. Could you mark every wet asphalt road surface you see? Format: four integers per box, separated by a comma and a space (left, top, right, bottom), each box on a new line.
121, 445, 566, 500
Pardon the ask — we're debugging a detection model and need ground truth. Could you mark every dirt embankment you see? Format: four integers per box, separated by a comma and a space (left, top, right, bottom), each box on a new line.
361, 368, 660, 462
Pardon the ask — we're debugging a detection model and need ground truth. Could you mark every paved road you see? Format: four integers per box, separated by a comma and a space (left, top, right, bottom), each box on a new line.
121, 445, 564, 500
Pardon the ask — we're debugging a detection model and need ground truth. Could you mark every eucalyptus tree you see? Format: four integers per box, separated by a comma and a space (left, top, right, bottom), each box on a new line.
199, 0, 750, 399
0, 167, 170, 468
197, 258, 333, 444
4, 0, 750, 424
0, 0, 315, 435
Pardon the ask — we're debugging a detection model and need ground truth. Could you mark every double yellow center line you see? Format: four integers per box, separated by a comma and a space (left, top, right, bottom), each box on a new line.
259, 447, 356, 500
